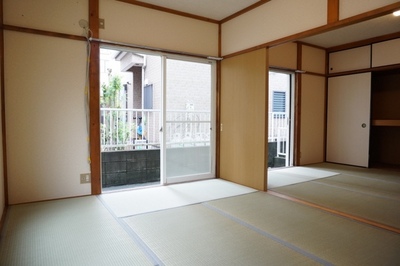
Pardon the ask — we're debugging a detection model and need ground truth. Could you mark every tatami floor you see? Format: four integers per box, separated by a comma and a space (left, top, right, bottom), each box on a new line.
0, 163, 399, 265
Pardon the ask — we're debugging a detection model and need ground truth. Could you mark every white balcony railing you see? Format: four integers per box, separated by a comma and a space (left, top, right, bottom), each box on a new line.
101, 109, 288, 156
100, 108, 211, 151
268, 112, 289, 158
100, 108, 161, 151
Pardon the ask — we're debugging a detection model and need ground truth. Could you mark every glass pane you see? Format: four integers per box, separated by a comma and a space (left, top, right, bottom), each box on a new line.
100, 49, 162, 191
268, 71, 292, 168
165, 59, 212, 180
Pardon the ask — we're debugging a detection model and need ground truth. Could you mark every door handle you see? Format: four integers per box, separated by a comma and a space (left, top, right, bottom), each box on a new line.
159, 127, 163, 132
361, 123, 366, 128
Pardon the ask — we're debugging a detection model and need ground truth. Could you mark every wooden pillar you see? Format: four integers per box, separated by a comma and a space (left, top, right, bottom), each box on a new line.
327, 0, 339, 24
89, 0, 101, 195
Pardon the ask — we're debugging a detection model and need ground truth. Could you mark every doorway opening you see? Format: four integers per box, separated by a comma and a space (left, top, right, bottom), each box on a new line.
99, 48, 215, 192
268, 70, 294, 169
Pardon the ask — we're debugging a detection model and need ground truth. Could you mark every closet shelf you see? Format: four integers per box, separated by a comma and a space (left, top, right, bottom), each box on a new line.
371, 120, 400, 126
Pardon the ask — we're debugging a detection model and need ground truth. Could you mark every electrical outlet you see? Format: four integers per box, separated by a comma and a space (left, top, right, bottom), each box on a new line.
80, 173, 91, 184
99, 18, 105, 29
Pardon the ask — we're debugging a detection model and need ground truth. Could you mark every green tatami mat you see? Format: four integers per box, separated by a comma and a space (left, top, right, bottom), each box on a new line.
272, 180, 400, 229
0, 196, 153, 266
206, 192, 400, 266
315, 174, 400, 200
124, 204, 321, 266
305, 163, 400, 183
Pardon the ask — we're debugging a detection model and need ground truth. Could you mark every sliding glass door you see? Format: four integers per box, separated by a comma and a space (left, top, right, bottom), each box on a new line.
268, 70, 294, 168
164, 58, 215, 184
100, 47, 215, 190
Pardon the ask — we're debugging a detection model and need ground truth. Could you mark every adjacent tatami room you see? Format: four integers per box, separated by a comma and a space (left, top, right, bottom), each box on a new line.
0, 0, 400, 265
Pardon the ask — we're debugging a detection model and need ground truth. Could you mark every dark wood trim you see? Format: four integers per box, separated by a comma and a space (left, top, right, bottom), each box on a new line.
267, 190, 400, 234
2, 24, 86, 42
327, 0, 339, 24
215, 60, 221, 179
269, 65, 296, 72
89, 0, 101, 195
327, 31, 400, 53
294, 43, 302, 166
327, 68, 372, 77
324, 51, 329, 163
264, 48, 269, 191
0, 0, 8, 207
302, 71, 325, 77
295, 41, 327, 51
216, 24, 222, 178
117, 0, 219, 24
223, 2, 400, 59
220, 0, 271, 24
328, 63, 400, 77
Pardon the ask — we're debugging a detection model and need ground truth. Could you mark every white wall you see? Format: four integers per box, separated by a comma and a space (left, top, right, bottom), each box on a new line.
4, 0, 88, 36
2, 0, 219, 204
221, 0, 327, 56
4, 31, 91, 204
100, 0, 219, 57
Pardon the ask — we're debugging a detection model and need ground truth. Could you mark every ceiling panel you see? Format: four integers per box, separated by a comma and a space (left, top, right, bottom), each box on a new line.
299, 14, 400, 48
135, 0, 260, 21
126, 1, 400, 49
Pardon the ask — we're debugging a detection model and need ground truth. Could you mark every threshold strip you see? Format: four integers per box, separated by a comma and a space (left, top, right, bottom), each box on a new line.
203, 203, 334, 266
96, 196, 164, 266
267, 190, 400, 234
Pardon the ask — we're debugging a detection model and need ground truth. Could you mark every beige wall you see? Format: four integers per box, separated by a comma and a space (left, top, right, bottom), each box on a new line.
300, 46, 326, 165
2, 0, 219, 204
4, 0, 88, 36
5, 32, 91, 204
220, 49, 267, 191
300, 75, 326, 165
269, 43, 326, 166
100, 0, 219, 57
221, 0, 327, 56
269, 42, 297, 70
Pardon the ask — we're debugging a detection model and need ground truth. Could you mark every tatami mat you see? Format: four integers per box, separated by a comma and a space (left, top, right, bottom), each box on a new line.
206, 192, 400, 266
268, 166, 338, 188
316, 173, 400, 201
100, 179, 256, 217
272, 180, 400, 229
0, 197, 153, 266
305, 163, 400, 182
124, 204, 321, 266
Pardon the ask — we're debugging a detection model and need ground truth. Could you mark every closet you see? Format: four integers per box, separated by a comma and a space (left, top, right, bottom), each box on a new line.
370, 69, 400, 167
326, 38, 400, 168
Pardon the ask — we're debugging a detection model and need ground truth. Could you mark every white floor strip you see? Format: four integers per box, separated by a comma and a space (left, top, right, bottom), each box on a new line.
268, 167, 338, 188
100, 179, 257, 217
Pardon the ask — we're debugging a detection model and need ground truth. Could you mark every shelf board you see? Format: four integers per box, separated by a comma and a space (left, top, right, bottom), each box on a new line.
372, 120, 400, 126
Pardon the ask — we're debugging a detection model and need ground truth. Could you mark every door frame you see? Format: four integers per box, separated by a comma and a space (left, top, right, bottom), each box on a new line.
162, 55, 217, 185
268, 68, 295, 168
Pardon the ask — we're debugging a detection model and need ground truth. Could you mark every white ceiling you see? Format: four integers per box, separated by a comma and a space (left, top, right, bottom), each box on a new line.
136, 0, 261, 21
300, 13, 400, 48
135, 0, 400, 48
